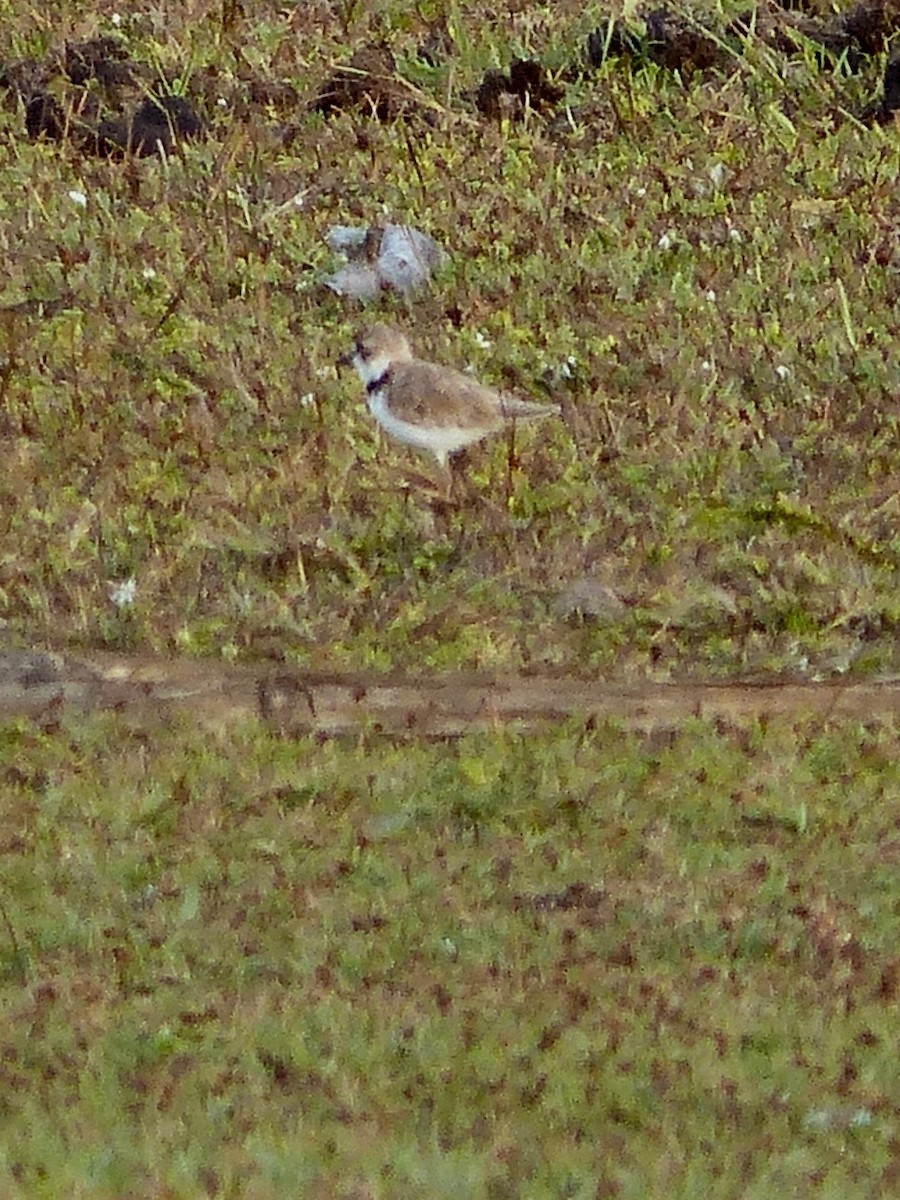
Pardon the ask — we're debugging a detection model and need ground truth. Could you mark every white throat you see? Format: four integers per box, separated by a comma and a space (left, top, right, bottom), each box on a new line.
353, 351, 393, 388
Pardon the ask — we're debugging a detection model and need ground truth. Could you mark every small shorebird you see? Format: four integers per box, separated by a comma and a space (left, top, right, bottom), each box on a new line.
343, 324, 560, 475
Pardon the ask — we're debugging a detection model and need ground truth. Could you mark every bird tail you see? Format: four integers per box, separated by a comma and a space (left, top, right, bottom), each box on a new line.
499, 395, 561, 420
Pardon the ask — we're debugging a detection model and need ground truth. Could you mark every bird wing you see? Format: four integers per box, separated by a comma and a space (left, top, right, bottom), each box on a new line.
385, 361, 507, 431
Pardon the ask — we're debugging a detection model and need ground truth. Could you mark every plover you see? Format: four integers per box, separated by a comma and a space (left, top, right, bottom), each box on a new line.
344, 323, 560, 470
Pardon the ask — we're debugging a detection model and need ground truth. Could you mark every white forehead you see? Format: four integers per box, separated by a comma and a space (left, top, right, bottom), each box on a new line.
359, 325, 413, 358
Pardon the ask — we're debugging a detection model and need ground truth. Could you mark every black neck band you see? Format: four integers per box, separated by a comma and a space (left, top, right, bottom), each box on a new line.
366, 367, 391, 395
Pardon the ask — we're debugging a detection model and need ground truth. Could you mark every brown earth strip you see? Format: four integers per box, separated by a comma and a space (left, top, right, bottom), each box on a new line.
1, 649, 897, 736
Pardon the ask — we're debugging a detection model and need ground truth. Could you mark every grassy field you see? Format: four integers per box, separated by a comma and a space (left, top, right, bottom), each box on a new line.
3, 714, 900, 1198
2, 0, 900, 1195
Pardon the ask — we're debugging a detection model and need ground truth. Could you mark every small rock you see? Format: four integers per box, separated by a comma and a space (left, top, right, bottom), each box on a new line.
323, 222, 448, 300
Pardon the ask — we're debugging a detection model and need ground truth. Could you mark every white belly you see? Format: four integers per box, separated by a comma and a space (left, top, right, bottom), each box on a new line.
368, 388, 487, 461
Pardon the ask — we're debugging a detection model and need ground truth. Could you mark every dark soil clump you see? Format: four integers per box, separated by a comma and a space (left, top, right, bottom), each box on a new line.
586, 0, 900, 75
313, 45, 404, 120
1, 39, 202, 157
860, 52, 900, 122
64, 36, 133, 87
96, 94, 204, 157
475, 58, 563, 119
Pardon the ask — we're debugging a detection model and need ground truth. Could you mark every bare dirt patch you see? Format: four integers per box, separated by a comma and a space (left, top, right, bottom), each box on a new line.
3, 648, 898, 735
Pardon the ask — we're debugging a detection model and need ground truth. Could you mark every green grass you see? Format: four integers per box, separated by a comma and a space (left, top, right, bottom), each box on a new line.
2, 0, 900, 1194
2, 713, 900, 1198
5, 705, 900, 1195
0, 0, 897, 677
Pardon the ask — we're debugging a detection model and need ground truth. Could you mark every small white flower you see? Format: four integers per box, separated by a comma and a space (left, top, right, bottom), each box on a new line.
657, 232, 673, 250
635, 186, 647, 198
68, 190, 87, 208
108, 577, 137, 607
700, 361, 714, 373
142, 266, 157, 280
299, 392, 315, 408
217, 97, 228, 109
728, 227, 742, 244
473, 330, 492, 350
775, 364, 791, 381
705, 289, 716, 303
111, 12, 122, 25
